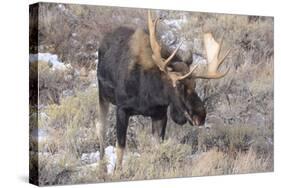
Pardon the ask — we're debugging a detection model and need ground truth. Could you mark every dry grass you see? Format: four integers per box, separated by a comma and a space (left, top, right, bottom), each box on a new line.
30, 3, 274, 186
39, 87, 99, 154
92, 135, 272, 182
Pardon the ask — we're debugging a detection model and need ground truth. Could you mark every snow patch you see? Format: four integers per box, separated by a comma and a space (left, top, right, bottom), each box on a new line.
80, 146, 141, 174
29, 53, 69, 71
31, 128, 48, 143
105, 146, 116, 174
81, 145, 117, 174
81, 151, 100, 164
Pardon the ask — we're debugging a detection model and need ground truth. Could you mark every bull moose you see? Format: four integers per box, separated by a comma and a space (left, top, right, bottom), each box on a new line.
96, 10, 231, 170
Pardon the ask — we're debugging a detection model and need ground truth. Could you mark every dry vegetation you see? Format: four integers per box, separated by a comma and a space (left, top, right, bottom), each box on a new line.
29, 3, 273, 186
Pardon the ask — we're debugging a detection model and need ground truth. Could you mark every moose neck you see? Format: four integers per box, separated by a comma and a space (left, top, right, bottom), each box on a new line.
120, 64, 184, 119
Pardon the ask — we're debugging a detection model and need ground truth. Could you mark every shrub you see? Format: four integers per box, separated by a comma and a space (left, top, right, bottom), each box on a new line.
36, 87, 99, 157
112, 138, 193, 180
31, 4, 273, 184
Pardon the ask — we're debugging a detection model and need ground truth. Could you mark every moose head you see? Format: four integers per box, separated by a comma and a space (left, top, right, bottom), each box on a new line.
147, 11, 231, 126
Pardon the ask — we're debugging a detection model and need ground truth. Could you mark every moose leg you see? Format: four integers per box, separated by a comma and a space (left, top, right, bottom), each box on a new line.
152, 115, 167, 142
116, 107, 129, 170
96, 94, 109, 161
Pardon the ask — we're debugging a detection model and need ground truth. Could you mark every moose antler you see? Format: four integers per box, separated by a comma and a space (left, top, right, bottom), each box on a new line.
194, 33, 231, 79
166, 64, 199, 87
148, 10, 198, 87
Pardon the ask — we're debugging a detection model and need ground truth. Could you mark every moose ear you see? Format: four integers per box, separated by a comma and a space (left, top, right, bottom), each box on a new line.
169, 61, 189, 73
165, 47, 193, 66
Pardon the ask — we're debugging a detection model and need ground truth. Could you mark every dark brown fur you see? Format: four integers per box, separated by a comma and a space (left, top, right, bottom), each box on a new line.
96, 26, 206, 170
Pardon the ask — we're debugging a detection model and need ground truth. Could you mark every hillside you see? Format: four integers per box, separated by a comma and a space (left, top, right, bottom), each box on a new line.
29, 3, 273, 185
